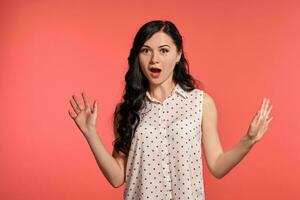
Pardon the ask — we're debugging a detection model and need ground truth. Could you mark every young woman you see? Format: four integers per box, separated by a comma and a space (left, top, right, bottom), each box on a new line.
68, 20, 273, 200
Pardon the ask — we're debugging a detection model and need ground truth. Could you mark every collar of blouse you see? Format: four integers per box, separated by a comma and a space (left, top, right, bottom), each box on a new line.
145, 83, 188, 103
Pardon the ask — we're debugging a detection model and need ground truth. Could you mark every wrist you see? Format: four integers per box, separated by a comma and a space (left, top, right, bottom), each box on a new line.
242, 134, 256, 149
84, 130, 99, 141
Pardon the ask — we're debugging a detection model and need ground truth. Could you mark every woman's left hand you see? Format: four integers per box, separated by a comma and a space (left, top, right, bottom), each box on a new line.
246, 98, 273, 145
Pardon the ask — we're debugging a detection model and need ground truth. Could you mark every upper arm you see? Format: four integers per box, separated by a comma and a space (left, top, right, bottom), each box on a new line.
112, 148, 128, 186
201, 92, 223, 175
112, 104, 128, 186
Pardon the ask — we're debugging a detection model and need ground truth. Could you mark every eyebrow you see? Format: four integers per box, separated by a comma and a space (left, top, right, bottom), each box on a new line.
141, 44, 170, 48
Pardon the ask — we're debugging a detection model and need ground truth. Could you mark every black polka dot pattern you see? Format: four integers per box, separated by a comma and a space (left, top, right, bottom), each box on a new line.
123, 83, 205, 200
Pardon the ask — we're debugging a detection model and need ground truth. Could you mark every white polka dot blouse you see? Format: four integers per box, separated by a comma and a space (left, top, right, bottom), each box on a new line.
124, 83, 205, 200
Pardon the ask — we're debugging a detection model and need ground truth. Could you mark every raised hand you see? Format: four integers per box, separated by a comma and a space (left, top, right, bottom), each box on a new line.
68, 92, 98, 139
246, 98, 273, 144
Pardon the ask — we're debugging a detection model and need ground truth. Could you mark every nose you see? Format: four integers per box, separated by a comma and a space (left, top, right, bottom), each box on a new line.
150, 51, 159, 64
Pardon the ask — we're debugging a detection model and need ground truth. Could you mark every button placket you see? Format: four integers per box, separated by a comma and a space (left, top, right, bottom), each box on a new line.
158, 105, 163, 124
160, 103, 172, 198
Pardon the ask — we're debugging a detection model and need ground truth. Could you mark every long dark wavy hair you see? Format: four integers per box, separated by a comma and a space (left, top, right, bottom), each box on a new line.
112, 20, 204, 156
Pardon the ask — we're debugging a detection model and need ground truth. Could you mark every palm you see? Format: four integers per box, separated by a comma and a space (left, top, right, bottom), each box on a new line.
75, 107, 97, 134
247, 98, 273, 144
68, 92, 98, 137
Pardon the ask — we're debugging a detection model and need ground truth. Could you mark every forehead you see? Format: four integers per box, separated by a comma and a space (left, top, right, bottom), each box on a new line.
143, 32, 175, 47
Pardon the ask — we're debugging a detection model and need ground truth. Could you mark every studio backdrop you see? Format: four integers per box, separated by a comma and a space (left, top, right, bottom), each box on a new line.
0, 0, 299, 199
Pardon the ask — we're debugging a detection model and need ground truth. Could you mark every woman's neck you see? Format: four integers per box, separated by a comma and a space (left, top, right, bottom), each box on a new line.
148, 81, 177, 103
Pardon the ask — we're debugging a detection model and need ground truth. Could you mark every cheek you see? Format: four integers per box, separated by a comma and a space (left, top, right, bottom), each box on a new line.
138, 55, 147, 66
138, 56, 148, 75
163, 57, 177, 69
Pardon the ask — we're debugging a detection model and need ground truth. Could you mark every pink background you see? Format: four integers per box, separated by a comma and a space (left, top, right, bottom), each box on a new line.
0, 0, 299, 199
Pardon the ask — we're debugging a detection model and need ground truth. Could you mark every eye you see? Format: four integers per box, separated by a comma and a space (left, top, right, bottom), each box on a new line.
140, 48, 149, 54
160, 48, 169, 54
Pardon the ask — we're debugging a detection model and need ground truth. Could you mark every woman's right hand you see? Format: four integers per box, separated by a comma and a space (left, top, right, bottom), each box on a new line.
68, 92, 98, 139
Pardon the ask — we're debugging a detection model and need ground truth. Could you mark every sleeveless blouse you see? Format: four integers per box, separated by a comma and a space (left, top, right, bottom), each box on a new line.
124, 83, 205, 200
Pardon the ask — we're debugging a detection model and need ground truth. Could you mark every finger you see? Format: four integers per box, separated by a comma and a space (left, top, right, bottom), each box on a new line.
72, 95, 84, 110
258, 98, 268, 121
256, 98, 265, 119
255, 111, 264, 127
262, 117, 273, 133
262, 98, 270, 117
259, 98, 266, 111
68, 109, 77, 119
252, 112, 259, 125
70, 98, 81, 114
265, 105, 273, 119
260, 98, 267, 116
266, 116, 273, 125
82, 92, 91, 110
92, 99, 98, 114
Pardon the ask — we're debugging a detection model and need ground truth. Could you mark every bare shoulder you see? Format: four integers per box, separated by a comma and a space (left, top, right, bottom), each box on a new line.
201, 91, 218, 126
202, 91, 217, 110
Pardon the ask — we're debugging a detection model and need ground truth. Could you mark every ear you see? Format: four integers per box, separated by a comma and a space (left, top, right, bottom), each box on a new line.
176, 50, 182, 62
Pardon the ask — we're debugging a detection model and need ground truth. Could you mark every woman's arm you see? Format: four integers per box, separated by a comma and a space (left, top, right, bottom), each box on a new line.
201, 92, 273, 179
69, 93, 126, 188
86, 132, 127, 188
209, 134, 254, 179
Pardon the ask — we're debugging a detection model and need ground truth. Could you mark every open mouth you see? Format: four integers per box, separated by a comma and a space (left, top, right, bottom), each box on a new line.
149, 67, 162, 78
150, 68, 162, 73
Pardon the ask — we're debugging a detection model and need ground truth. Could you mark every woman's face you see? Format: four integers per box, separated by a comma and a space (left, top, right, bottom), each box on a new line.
138, 31, 182, 86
